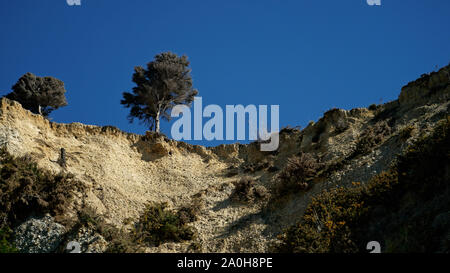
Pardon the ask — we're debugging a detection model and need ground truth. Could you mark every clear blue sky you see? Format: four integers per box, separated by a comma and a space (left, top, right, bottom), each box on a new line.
1, 0, 449, 146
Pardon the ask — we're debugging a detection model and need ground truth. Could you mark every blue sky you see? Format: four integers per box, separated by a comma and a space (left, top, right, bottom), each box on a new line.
0, 0, 449, 146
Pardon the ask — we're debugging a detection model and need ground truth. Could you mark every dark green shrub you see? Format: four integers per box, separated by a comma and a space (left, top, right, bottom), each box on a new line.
134, 202, 194, 246
0, 226, 17, 253
100, 221, 137, 253
0, 147, 82, 225
368, 104, 378, 111
275, 181, 367, 253
5, 72, 68, 117
0, 148, 83, 253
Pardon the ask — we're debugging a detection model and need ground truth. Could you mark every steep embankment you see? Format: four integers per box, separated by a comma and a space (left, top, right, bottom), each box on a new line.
0, 65, 449, 253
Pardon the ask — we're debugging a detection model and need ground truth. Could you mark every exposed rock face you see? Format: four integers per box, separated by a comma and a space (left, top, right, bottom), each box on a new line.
1, 65, 449, 253
69, 227, 108, 253
399, 65, 450, 107
300, 107, 373, 161
13, 215, 66, 253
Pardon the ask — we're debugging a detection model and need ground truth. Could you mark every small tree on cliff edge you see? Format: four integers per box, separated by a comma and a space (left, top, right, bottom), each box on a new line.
5, 73, 68, 117
121, 52, 198, 133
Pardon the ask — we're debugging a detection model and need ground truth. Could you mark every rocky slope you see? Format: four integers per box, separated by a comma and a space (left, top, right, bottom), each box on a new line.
0, 65, 449, 253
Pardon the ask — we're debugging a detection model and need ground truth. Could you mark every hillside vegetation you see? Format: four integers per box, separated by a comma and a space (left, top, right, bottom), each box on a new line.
276, 117, 450, 253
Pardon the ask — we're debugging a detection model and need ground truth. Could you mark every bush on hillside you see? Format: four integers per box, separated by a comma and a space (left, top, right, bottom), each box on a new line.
133, 202, 194, 246
0, 147, 82, 226
275, 153, 320, 196
230, 177, 269, 203
352, 120, 392, 157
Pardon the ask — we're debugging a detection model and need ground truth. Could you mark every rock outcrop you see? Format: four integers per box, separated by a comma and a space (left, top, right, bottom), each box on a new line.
13, 215, 66, 253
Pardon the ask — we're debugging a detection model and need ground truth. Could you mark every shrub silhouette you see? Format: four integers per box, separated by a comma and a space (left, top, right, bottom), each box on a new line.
5, 73, 68, 117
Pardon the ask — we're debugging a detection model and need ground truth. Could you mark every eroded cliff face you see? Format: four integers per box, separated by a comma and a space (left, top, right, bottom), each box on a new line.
1, 65, 449, 253
0, 98, 232, 225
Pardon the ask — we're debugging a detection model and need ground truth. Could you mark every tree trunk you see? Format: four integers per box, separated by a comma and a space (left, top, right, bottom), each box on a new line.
58, 148, 67, 168
155, 111, 160, 133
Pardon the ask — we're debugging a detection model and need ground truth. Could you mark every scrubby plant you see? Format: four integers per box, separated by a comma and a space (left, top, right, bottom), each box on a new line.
352, 120, 391, 157
0, 148, 83, 253
241, 159, 271, 174
368, 104, 378, 111
187, 240, 203, 253
398, 124, 416, 141
133, 202, 194, 246
275, 117, 450, 253
0, 147, 82, 226
275, 153, 320, 196
225, 166, 239, 177
100, 223, 137, 253
230, 177, 269, 203
0, 226, 17, 253
275, 181, 367, 253
69, 206, 137, 253
66, 201, 200, 253
178, 198, 203, 225
76, 206, 100, 228
315, 157, 349, 180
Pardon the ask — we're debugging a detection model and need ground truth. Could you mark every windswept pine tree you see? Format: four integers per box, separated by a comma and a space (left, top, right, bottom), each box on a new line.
5, 73, 68, 117
121, 52, 198, 133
